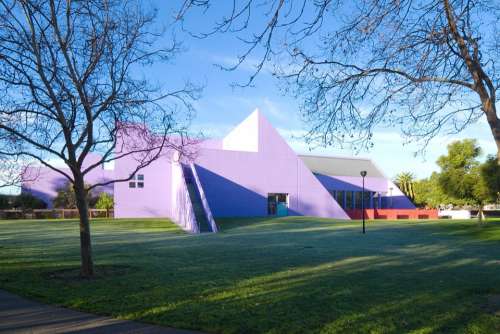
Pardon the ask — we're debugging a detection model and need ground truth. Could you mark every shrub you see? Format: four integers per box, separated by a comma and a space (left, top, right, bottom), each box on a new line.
0, 195, 13, 209
95, 192, 114, 210
53, 182, 96, 209
95, 192, 114, 217
15, 193, 47, 209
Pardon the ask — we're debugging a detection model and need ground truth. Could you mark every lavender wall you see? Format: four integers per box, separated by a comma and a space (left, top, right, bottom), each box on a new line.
114, 152, 173, 218
22, 110, 414, 222
193, 112, 349, 219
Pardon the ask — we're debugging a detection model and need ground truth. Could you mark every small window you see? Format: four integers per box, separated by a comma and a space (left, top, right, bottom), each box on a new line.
337, 191, 345, 208
129, 173, 144, 189
354, 192, 362, 209
346, 192, 353, 209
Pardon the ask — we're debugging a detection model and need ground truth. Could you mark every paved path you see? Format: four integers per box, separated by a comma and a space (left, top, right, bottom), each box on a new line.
0, 290, 204, 334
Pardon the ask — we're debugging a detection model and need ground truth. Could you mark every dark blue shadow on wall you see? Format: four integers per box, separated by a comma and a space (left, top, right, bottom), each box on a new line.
314, 173, 366, 192
24, 188, 52, 208
314, 173, 415, 209
21, 174, 67, 208
194, 165, 304, 217
22, 175, 113, 209
388, 196, 416, 209
194, 165, 268, 217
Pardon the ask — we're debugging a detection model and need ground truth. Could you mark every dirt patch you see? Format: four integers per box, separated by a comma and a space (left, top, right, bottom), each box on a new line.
45, 265, 133, 282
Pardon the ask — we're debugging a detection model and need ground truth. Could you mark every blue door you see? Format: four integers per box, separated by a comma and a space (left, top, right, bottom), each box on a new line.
277, 202, 288, 216
268, 193, 289, 216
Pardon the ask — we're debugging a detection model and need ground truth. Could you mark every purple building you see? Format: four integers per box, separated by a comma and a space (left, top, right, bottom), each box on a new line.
22, 153, 114, 207
22, 110, 415, 232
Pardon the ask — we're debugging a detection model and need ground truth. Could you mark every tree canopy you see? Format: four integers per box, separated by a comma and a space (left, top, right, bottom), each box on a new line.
413, 172, 463, 209
479, 156, 500, 204
180, 0, 500, 158
395, 172, 416, 201
0, 0, 199, 277
437, 139, 482, 203
410, 139, 500, 221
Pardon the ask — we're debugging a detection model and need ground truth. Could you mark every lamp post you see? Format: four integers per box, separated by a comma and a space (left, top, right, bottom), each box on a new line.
389, 186, 394, 208
360, 170, 367, 234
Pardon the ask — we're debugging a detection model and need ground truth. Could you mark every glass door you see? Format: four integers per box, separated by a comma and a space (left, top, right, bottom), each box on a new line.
268, 193, 288, 216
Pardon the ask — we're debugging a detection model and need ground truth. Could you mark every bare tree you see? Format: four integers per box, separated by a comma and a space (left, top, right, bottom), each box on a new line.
179, 0, 500, 159
0, 155, 37, 190
0, 0, 199, 277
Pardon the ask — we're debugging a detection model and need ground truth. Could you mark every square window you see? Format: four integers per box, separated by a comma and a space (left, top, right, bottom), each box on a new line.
130, 174, 136, 180
137, 174, 144, 181
129, 182, 136, 188
137, 182, 144, 188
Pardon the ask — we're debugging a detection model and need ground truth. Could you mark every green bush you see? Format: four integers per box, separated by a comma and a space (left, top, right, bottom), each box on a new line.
53, 182, 97, 209
0, 193, 47, 210
0, 195, 13, 209
95, 192, 114, 210
14, 193, 47, 209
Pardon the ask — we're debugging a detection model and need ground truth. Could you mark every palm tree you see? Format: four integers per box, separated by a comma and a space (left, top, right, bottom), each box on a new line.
395, 172, 416, 201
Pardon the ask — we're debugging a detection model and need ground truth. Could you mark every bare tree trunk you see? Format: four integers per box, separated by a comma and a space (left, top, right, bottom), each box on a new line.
483, 103, 500, 164
478, 205, 485, 225
443, 0, 499, 163
493, 123, 500, 164
73, 176, 93, 277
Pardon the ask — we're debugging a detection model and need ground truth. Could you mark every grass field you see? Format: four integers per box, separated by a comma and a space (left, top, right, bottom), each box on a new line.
1, 217, 500, 333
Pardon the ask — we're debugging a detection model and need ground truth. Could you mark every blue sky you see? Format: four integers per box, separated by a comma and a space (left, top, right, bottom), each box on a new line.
151, 2, 497, 180
1, 1, 495, 198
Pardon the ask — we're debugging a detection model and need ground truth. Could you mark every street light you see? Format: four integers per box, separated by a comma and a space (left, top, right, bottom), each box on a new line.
389, 186, 394, 208
360, 170, 367, 234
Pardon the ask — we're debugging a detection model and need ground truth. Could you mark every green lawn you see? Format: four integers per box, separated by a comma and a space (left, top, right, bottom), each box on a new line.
1, 217, 500, 333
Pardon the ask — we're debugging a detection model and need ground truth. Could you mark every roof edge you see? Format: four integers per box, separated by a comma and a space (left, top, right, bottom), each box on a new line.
298, 153, 372, 162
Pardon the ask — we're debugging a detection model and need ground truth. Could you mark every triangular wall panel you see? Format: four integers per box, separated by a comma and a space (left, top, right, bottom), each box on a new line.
222, 110, 259, 152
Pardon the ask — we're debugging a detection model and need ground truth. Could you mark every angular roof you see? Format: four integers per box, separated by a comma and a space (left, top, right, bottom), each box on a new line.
222, 109, 260, 152
299, 154, 385, 178
218, 110, 386, 179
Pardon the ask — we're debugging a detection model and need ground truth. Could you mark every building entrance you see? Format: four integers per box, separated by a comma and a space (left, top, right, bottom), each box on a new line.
268, 193, 288, 216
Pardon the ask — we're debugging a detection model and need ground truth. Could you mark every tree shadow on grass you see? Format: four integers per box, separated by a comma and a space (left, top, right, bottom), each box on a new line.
423, 220, 500, 242
124, 245, 500, 333
109, 220, 500, 333
2, 218, 500, 333
44, 265, 134, 282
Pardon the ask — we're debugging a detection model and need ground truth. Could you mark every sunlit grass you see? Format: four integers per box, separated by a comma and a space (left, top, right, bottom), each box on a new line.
1, 217, 500, 333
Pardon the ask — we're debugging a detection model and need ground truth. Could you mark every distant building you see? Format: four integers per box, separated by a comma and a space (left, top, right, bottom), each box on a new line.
300, 155, 415, 211
22, 153, 113, 207
22, 110, 418, 232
